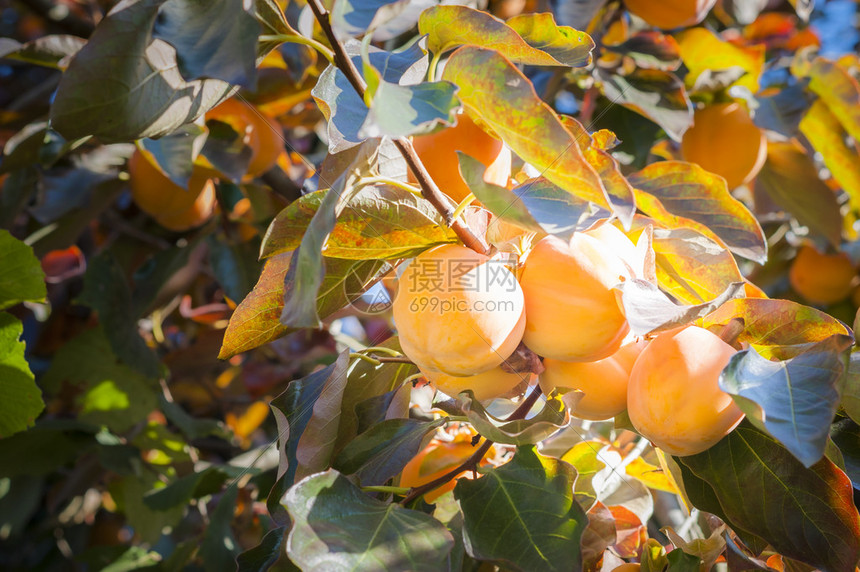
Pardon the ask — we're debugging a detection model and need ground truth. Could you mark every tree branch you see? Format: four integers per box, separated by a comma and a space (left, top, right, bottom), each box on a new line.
303, 0, 490, 255
401, 383, 543, 505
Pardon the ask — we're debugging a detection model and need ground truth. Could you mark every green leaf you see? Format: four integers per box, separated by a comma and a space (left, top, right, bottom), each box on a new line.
334, 418, 444, 486
334, 337, 417, 452
331, 0, 408, 37
0, 313, 43, 438
799, 99, 860, 213
283, 469, 455, 571
138, 123, 207, 188
143, 467, 235, 511
79, 253, 161, 378
628, 161, 767, 263
200, 485, 240, 572
207, 236, 264, 303
419, 6, 593, 67
260, 185, 457, 260
219, 252, 389, 358
237, 526, 287, 572
617, 278, 745, 337
442, 46, 618, 219
0, 229, 46, 310
460, 392, 568, 446
267, 354, 349, 523
754, 140, 843, 249
41, 327, 157, 432
597, 68, 693, 142
294, 352, 352, 483
679, 423, 860, 572
0, 35, 84, 69
362, 78, 460, 139
830, 417, 860, 490
50, 0, 233, 143
312, 41, 428, 152
152, 0, 260, 87
843, 351, 860, 425
111, 473, 185, 544
455, 446, 587, 571
720, 335, 852, 467
280, 146, 377, 329
0, 420, 98, 477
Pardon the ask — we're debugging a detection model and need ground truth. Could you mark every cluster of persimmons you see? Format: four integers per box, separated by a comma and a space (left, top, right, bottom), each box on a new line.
396, 111, 749, 495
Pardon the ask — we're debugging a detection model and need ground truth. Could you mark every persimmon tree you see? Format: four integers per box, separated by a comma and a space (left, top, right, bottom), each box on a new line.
1, 0, 859, 570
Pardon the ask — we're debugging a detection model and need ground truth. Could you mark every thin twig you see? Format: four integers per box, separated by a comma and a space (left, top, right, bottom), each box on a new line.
303, 0, 490, 255
401, 384, 543, 504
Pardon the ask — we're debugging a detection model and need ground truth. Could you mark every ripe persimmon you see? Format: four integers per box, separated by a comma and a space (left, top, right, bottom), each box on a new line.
624, 0, 716, 30
611, 565, 641, 572
789, 245, 855, 305
128, 149, 217, 231
393, 244, 525, 376
410, 113, 511, 204
519, 234, 630, 362
400, 430, 494, 502
541, 340, 647, 420
680, 102, 767, 190
206, 97, 285, 178
423, 366, 529, 402
627, 326, 743, 456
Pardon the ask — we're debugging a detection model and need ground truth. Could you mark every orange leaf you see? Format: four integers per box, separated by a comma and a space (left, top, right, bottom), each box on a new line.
800, 99, 860, 212
676, 27, 765, 93
442, 46, 632, 222
628, 161, 766, 263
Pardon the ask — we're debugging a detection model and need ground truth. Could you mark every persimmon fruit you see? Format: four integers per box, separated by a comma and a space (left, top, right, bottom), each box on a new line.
128, 149, 217, 231
410, 113, 511, 203
789, 245, 855, 305
612, 565, 641, 572
627, 326, 743, 456
519, 233, 630, 362
624, 0, 717, 30
399, 431, 493, 502
681, 102, 767, 190
392, 244, 526, 376
206, 97, 285, 178
541, 340, 647, 420
423, 366, 529, 402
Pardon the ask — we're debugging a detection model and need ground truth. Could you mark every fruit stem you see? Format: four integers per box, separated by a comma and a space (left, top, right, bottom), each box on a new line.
400, 383, 543, 504
450, 193, 476, 225
362, 485, 412, 495
716, 317, 745, 348
427, 51, 443, 83
350, 352, 382, 366
304, 0, 491, 256
364, 346, 403, 357
354, 176, 423, 197
258, 34, 335, 64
